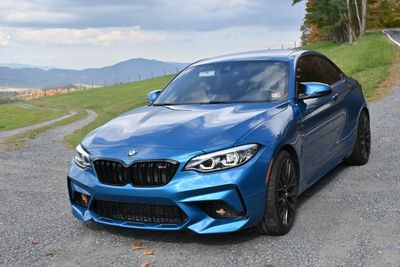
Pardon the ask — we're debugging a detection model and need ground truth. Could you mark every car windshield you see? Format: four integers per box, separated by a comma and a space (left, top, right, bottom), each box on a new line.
153, 60, 289, 105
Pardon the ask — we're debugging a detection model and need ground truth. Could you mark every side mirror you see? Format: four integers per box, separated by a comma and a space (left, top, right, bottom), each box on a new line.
298, 82, 332, 100
146, 89, 161, 104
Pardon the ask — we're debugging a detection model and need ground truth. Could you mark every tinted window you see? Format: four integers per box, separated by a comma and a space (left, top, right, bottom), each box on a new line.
154, 61, 289, 105
296, 56, 325, 84
318, 57, 342, 85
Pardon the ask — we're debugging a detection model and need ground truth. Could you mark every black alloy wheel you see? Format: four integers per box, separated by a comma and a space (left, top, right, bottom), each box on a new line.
257, 150, 299, 235
358, 112, 371, 160
346, 110, 371, 165
278, 158, 297, 226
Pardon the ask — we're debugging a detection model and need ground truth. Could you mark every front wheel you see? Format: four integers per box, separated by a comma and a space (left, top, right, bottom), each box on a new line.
346, 110, 371, 165
257, 150, 299, 235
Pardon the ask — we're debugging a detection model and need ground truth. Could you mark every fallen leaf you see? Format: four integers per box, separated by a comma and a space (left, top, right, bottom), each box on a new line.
142, 249, 155, 255
131, 241, 142, 250
45, 252, 56, 257
141, 262, 153, 267
31, 240, 39, 246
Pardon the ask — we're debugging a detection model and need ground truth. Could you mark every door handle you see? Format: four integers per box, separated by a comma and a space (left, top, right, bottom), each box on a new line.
332, 93, 340, 101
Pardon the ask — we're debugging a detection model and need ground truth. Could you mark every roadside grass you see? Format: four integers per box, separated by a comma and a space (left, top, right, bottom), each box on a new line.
0, 75, 175, 148
0, 110, 86, 151
0, 31, 397, 149
0, 104, 66, 131
303, 32, 398, 99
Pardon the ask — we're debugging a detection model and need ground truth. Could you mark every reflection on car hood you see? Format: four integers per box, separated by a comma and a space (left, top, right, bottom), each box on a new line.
82, 102, 287, 151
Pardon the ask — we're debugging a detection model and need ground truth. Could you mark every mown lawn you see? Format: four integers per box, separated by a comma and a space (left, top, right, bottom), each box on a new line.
0, 31, 397, 147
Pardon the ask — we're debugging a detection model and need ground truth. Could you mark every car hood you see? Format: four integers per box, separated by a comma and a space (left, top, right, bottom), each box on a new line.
82, 102, 287, 151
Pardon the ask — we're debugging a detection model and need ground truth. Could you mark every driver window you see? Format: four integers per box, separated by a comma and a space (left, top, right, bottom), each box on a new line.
296, 56, 325, 94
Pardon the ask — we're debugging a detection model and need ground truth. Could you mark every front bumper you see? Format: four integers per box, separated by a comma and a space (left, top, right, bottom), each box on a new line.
67, 148, 270, 234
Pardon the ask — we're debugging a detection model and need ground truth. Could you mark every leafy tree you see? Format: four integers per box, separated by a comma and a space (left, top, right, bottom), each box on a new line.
294, 0, 400, 44
299, 0, 326, 45
294, 0, 351, 43
367, 0, 400, 28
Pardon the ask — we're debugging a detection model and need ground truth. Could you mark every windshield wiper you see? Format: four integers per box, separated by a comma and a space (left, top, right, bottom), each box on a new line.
153, 101, 232, 106
205, 101, 231, 104
152, 103, 179, 106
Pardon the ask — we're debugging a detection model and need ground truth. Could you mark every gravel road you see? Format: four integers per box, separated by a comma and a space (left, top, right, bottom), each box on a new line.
0, 84, 399, 267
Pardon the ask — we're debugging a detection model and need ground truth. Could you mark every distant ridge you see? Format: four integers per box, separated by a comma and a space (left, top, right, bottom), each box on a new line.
0, 58, 188, 88
0, 63, 53, 70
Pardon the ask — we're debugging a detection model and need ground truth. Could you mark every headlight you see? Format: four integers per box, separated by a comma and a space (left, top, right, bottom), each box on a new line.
185, 144, 259, 172
75, 144, 91, 168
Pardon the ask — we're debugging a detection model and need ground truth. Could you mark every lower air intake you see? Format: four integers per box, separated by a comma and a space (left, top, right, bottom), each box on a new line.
91, 200, 187, 224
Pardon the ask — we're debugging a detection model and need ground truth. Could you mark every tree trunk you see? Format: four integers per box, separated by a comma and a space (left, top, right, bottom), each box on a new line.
346, 0, 354, 43
354, 0, 362, 34
360, 0, 367, 36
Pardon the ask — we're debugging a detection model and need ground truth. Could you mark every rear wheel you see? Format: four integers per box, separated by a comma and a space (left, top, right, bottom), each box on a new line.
346, 110, 371, 165
257, 150, 299, 235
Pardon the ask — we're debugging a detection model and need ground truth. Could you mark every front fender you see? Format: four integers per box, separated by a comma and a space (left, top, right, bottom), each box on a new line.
235, 101, 302, 179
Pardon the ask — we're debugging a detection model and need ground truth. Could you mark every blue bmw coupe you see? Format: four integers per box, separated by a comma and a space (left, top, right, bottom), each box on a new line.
68, 50, 370, 235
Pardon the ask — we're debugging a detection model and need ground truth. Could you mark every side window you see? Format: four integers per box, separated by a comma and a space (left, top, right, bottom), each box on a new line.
296, 56, 325, 94
318, 57, 342, 85
296, 56, 325, 83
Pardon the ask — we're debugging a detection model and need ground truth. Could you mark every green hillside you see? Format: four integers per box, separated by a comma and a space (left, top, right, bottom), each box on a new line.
0, 32, 397, 147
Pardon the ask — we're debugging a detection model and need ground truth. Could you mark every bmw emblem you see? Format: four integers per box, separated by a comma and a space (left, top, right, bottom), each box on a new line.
128, 149, 137, 157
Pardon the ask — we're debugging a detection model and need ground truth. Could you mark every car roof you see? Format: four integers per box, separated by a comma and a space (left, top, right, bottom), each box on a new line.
192, 49, 312, 66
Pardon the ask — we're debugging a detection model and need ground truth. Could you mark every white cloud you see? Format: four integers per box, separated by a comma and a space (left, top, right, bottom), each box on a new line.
127, 26, 168, 42
0, 31, 10, 46
0, 0, 305, 32
0, 0, 76, 26
5, 10, 76, 24
14, 53, 54, 61
16, 27, 169, 46
0, 1, 306, 69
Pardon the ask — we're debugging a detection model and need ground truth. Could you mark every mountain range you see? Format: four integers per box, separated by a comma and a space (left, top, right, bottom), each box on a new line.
0, 58, 188, 88
0, 63, 54, 70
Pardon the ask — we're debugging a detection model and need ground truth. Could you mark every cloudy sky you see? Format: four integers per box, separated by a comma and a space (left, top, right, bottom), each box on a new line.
0, 0, 305, 69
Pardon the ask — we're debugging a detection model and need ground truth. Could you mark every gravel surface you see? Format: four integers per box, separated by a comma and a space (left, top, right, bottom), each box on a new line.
0, 110, 77, 141
0, 85, 399, 267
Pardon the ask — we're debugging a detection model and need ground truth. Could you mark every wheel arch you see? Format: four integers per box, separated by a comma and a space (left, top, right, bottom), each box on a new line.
360, 106, 369, 119
356, 106, 370, 129
278, 144, 300, 179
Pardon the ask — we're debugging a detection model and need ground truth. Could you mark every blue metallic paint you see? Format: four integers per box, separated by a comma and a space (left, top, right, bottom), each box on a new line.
67, 50, 368, 233
299, 82, 333, 99
146, 89, 161, 103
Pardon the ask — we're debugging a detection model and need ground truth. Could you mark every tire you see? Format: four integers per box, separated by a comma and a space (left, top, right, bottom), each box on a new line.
346, 110, 371, 165
257, 150, 299, 235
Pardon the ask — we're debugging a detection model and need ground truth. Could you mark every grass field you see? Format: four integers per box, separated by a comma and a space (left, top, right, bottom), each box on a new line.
0, 105, 65, 131
0, 75, 174, 148
0, 32, 397, 147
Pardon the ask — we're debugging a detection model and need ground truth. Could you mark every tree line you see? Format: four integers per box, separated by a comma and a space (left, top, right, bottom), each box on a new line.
293, 0, 400, 45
